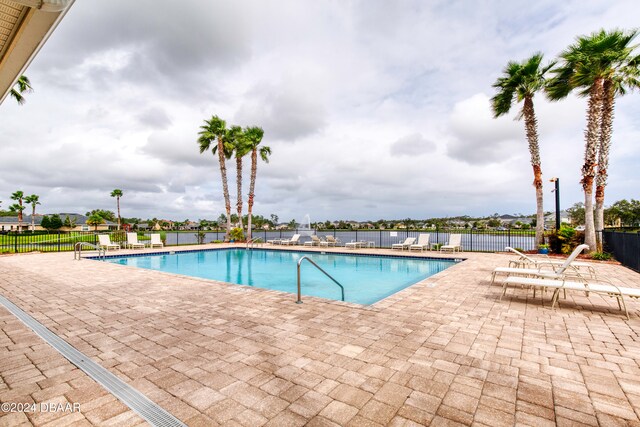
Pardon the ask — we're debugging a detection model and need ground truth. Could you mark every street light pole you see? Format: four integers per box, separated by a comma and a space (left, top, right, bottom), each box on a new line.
550, 177, 560, 230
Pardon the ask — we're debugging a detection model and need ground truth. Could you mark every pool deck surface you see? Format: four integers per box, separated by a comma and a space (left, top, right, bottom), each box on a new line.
1, 244, 639, 426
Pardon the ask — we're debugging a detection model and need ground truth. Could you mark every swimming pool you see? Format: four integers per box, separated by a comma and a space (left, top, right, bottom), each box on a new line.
104, 249, 459, 305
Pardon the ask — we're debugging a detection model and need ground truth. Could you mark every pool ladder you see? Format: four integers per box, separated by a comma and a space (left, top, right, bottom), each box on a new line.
74, 242, 106, 260
246, 237, 263, 250
296, 256, 345, 303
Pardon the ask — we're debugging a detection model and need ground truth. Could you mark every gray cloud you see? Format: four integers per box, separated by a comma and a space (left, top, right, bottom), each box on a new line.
234, 83, 327, 142
1, 0, 639, 221
137, 107, 173, 130
390, 133, 436, 157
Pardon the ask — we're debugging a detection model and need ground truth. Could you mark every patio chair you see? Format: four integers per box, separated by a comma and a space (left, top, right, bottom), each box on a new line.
345, 240, 364, 249
392, 237, 416, 250
491, 244, 590, 284
266, 238, 282, 245
500, 274, 639, 319
126, 233, 145, 249
280, 234, 301, 245
505, 246, 595, 275
98, 234, 120, 251
303, 235, 323, 247
440, 234, 462, 252
320, 235, 341, 247
149, 233, 164, 248
409, 234, 430, 251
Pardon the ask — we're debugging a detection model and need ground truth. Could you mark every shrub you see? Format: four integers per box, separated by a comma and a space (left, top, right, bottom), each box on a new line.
546, 226, 583, 254
590, 252, 613, 261
230, 227, 245, 242
195, 230, 206, 244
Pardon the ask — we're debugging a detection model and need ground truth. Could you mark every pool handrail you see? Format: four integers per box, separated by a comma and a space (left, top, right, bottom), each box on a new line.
74, 242, 105, 260
296, 256, 345, 303
246, 237, 263, 250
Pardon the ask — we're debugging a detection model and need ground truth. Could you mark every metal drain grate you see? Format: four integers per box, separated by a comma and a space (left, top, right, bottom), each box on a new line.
0, 294, 186, 427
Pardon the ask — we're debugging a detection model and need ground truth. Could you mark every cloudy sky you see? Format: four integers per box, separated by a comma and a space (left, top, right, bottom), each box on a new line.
1, 0, 638, 222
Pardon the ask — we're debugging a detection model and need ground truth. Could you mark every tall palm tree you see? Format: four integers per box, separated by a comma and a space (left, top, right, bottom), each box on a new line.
547, 29, 639, 251
110, 189, 123, 230
244, 127, 270, 241
491, 53, 553, 246
198, 116, 234, 241
9, 191, 25, 232
229, 126, 251, 231
24, 194, 40, 232
9, 75, 32, 105
594, 36, 639, 250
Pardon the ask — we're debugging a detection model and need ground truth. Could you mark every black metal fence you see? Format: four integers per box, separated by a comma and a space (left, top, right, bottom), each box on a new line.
603, 230, 640, 272
0, 228, 537, 254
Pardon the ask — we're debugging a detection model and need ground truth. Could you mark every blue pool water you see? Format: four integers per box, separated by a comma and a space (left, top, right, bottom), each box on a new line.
104, 249, 459, 305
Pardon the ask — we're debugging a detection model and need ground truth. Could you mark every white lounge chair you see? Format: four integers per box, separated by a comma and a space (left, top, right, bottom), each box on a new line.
126, 233, 145, 249
505, 246, 595, 275
320, 235, 341, 247
280, 234, 301, 245
266, 238, 282, 245
149, 233, 164, 248
98, 234, 120, 251
409, 234, 430, 251
345, 240, 364, 249
440, 234, 462, 252
392, 237, 416, 250
491, 244, 590, 284
500, 275, 639, 319
304, 235, 322, 247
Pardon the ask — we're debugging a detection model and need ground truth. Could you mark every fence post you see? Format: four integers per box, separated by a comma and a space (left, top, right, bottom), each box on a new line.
176, 231, 179, 246
508, 228, 511, 249
14, 233, 17, 253
470, 227, 473, 252
58, 231, 61, 252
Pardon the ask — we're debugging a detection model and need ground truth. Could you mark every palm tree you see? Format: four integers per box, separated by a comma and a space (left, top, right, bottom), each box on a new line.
24, 194, 40, 232
9, 75, 32, 105
491, 53, 553, 246
547, 29, 640, 251
86, 213, 105, 231
110, 189, 123, 230
594, 34, 639, 250
229, 126, 251, 231
244, 127, 270, 241
9, 191, 25, 232
198, 116, 234, 241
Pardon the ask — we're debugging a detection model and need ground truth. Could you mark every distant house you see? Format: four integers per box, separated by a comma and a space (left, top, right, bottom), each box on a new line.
182, 221, 200, 230
544, 210, 571, 228
0, 213, 115, 232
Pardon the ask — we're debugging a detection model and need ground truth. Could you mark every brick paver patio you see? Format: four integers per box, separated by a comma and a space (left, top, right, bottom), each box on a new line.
1, 245, 639, 426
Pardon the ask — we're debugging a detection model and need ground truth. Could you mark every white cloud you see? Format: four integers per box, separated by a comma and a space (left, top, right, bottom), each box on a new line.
1, 0, 639, 221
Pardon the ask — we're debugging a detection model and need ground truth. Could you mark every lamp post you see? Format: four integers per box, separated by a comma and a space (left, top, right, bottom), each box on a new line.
550, 177, 560, 230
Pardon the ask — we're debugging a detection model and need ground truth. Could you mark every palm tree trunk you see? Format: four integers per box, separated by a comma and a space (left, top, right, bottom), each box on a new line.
595, 79, 614, 252
31, 206, 36, 232
581, 79, 604, 252
247, 149, 258, 241
117, 197, 121, 230
236, 155, 244, 230
522, 97, 545, 246
217, 137, 232, 240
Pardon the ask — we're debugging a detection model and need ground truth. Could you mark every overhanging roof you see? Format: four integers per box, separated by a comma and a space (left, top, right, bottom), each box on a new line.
0, 0, 74, 104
